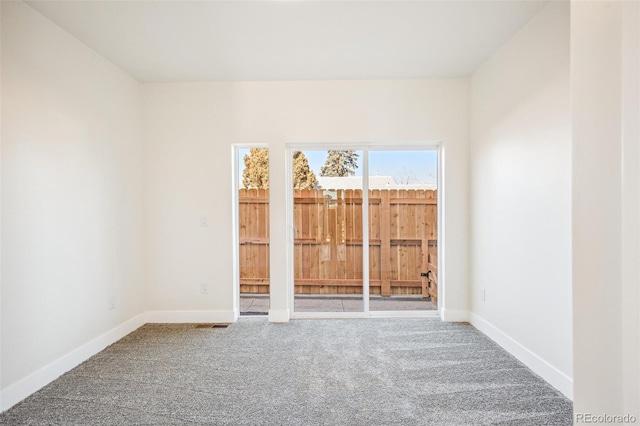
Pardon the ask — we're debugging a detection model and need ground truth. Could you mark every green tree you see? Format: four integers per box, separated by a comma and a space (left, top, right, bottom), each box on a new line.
320, 150, 359, 177
242, 149, 317, 189
242, 148, 269, 189
293, 151, 317, 189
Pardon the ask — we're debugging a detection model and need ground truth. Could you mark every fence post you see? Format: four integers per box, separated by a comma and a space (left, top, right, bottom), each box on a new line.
380, 190, 391, 296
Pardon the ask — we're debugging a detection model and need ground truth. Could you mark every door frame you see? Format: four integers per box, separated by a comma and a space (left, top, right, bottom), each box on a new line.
286, 142, 443, 319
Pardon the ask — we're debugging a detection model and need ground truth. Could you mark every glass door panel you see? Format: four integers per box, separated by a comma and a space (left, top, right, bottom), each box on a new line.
368, 150, 438, 311
238, 148, 270, 315
293, 150, 364, 313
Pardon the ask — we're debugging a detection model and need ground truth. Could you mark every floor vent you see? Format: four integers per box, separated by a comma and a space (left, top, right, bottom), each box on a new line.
240, 311, 268, 316
195, 323, 230, 329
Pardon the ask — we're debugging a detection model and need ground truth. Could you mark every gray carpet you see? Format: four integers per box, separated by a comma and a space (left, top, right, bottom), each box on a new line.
0, 319, 572, 425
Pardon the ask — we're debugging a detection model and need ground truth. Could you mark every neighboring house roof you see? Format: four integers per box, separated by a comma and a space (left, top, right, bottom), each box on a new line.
316, 176, 436, 190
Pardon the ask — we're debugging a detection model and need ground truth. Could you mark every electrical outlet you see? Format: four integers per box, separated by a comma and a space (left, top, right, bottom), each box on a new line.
109, 297, 116, 310
200, 216, 208, 227
481, 288, 486, 302
200, 282, 209, 294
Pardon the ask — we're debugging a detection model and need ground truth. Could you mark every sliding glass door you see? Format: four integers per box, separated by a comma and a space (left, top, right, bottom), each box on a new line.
290, 147, 438, 316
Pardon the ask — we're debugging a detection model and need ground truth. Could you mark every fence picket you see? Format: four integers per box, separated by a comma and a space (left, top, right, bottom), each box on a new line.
238, 189, 437, 299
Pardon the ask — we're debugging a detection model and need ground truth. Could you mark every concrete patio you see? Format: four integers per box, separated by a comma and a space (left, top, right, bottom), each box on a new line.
240, 294, 437, 315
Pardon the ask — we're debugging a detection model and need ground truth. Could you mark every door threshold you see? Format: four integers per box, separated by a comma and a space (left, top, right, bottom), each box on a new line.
291, 310, 440, 320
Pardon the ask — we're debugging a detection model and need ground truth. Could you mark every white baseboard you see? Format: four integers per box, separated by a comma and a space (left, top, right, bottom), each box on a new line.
268, 308, 290, 323
440, 308, 469, 322
146, 310, 237, 324
469, 312, 573, 400
0, 313, 147, 412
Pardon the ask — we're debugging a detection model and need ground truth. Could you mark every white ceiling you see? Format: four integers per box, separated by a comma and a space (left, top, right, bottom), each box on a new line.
26, 1, 548, 83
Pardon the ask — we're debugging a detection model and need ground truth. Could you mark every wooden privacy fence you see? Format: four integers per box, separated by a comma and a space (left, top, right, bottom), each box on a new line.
239, 188, 438, 302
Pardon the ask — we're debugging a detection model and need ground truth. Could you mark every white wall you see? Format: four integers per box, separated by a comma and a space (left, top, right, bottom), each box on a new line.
469, 2, 572, 398
0, 0, 3, 411
143, 79, 470, 322
572, 0, 640, 417
621, 0, 640, 416
1, 1, 145, 408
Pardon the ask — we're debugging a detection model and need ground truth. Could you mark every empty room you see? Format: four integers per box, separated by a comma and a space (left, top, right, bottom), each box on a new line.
1, 0, 638, 424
